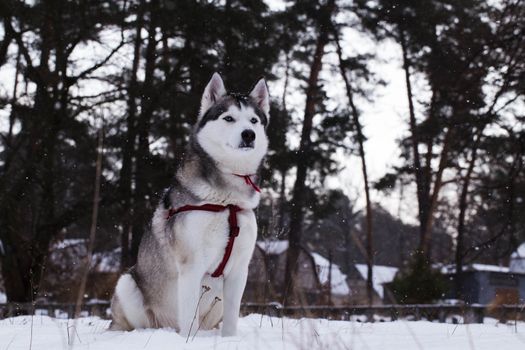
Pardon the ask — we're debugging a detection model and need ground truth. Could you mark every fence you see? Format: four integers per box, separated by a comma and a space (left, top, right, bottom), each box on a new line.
0, 302, 524, 324
241, 303, 525, 323
0, 301, 110, 319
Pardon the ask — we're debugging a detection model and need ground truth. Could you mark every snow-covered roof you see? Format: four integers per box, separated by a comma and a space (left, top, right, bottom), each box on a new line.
355, 264, 399, 299
255, 240, 350, 295
52, 239, 86, 250
510, 243, 525, 273
91, 248, 121, 273
50, 239, 120, 273
256, 240, 289, 255
511, 242, 525, 259
311, 253, 350, 295
440, 263, 510, 274
0, 292, 6, 303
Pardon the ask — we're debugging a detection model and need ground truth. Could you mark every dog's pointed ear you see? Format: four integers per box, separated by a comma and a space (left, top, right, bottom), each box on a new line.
200, 72, 227, 118
249, 78, 270, 117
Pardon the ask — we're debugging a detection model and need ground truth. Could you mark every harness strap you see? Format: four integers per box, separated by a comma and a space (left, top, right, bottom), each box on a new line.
234, 174, 261, 193
166, 203, 242, 278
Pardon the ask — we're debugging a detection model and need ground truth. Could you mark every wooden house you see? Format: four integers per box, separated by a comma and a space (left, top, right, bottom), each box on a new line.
245, 240, 351, 305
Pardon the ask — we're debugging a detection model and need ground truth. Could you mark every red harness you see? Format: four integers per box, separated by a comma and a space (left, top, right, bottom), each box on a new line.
233, 174, 261, 193
165, 174, 259, 278
166, 204, 242, 277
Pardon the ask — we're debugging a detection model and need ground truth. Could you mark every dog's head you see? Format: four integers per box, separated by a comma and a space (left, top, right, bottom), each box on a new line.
195, 73, 270, 174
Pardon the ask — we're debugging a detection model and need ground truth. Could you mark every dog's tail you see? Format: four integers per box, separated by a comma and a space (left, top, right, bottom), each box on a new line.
109, 273, 149, 330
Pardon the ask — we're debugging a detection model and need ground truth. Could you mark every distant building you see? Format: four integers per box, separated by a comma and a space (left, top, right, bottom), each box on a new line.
510, 242, 525, 274
40, 239, 120, 302
311, 252, 351, 299
441, 263, 525, 305
245, 240, 351, 305
354, 264, 398, 304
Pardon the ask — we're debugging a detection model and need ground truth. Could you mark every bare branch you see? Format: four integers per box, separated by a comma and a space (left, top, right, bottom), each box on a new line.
66, 39, 127, 87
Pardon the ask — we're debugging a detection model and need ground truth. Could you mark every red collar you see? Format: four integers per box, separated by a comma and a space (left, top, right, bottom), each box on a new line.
233, 174, 261, 193
166, 204, 242, 278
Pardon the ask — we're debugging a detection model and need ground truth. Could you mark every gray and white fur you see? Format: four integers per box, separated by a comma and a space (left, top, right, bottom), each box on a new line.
110, 73, 270, 337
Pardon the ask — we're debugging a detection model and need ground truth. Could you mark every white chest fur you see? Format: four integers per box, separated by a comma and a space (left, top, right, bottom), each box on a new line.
153, 206, 257, 277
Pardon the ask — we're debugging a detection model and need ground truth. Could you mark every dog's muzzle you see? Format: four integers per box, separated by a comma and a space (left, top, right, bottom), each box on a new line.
240, 129, 255, 148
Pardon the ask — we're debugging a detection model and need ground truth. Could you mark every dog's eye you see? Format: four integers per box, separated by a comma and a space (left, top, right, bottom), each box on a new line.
223, 116, 234, 122
250, 118, 258, 124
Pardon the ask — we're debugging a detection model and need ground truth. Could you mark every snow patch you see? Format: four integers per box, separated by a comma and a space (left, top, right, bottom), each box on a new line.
91, 248, 121, 273
511, 242, 525, 258
52, 238, 86, 250
440, 263, 510, 274
0, 292, 6, 303
510, 242, 525, 273
256, 240, 289, 255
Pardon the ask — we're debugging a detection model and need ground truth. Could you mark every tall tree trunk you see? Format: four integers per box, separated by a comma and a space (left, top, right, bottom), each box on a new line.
399, 24, 454, 260
0, 17, 13, 68
0, 2, 57, 302
74, 123, 104, 318
278, 169, 287, 232
130, 1, 158, 264
419, 128, 453, 255
277, 54, 290, 232
120, 0, 144, 269
399, 25, 430, 255
333, 27, 374, 306
455, 129, 483, 300
284, 0, 335, 306
4, 48, 20, 174
0, 227, 31, 302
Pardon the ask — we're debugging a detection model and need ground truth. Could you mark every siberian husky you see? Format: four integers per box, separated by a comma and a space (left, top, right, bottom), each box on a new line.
110, 73, 270, 337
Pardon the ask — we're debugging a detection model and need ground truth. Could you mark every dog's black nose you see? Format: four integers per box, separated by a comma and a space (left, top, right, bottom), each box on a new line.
241, 129, 256, 143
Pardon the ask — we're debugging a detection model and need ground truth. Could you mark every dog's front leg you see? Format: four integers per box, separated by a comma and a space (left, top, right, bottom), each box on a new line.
222, 267, 249, 336
177, 271, 204, 337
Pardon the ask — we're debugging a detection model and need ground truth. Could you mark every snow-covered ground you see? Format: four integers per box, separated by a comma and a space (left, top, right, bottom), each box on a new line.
0, 315, 524, 350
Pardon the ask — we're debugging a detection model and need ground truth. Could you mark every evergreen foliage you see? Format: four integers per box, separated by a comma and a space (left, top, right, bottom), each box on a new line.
390, 254, 447, 304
